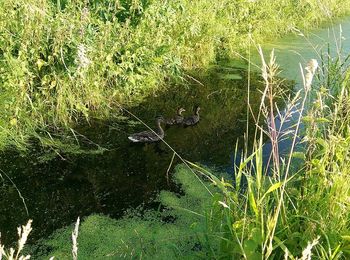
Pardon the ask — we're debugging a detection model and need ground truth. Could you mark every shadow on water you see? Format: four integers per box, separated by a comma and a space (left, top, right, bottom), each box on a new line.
0, 63, 293, 245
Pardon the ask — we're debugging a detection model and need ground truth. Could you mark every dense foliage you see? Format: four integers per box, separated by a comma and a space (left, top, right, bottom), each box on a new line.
1, 0, 350, 149
2, 1, 350, 259
28, 48, 350, 259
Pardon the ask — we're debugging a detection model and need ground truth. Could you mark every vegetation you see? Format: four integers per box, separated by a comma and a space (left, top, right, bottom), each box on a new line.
1, 0, 350, 150
28, 165, 219, 259
9, 48, 349, 258
191, 47, 350, 258
2, 1, 350, 260
189, 46, 350, 258
0, 220, 32, 260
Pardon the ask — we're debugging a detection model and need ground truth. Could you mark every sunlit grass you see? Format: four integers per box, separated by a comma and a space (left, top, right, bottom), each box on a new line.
185, 43, 350, 258
1, 0, 350, 150
1, 1, 350, 259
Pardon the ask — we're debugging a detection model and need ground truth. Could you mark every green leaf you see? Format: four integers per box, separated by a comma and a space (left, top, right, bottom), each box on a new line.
273, 236, 295, 260
218, 73, 242, 80
251, 228, 263, 244
248, 183, 258, 217
302, 116, 313, 122
243, 239, 258, 254
259, 182, 282, 203
186, 161, 227, 192
256, 133, 264, 191
341, 235, 350, 241
36, 59, 46, 70
315, 117, 330, 123
316, 138, 327, 148
291, 152, 305, 160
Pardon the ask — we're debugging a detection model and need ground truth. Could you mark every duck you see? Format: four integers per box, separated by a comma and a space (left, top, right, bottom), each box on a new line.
165, 107, 186, 125
128, 117, 165, 143
183, 106, 200, 126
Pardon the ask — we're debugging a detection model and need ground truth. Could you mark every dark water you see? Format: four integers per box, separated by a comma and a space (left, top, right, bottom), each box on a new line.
0, 63, 294, 246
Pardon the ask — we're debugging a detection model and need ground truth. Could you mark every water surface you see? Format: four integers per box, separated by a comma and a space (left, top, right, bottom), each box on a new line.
0, 66, 276, 245
255, 17, 350, 83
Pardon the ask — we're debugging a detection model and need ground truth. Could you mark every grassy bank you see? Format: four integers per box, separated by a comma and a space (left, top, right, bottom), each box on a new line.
1, 0, 350, 150
191, 49, 350, 258
32, 51, 350, 259
2, 45, 350, 258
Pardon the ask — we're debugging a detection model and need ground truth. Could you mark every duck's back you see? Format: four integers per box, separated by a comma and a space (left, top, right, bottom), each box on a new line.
128, 130, 163, 143
183, 115, 199, 126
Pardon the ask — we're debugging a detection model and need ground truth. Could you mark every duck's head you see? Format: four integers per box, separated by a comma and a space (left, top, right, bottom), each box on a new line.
177, 107, 186, 115
155, 116, 165, 123
194, 106, 201, 114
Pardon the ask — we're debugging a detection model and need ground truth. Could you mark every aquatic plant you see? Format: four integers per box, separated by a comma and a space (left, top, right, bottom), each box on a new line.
28, 165, 219, 259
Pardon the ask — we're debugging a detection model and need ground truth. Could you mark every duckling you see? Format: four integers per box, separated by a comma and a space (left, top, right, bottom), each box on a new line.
183, 106, 200, 126
128, 117, 165, 143
165, 107, 186, 125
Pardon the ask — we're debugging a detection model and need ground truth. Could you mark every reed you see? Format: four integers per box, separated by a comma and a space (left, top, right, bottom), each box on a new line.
186, 41, 350, 258
0, 220, 32, 260
0, 218, 80, 260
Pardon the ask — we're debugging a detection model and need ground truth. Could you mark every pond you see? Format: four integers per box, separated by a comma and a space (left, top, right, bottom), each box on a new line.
1, 17, 350, 246
0, 64, 279, 245
252, 17, 350, 161
256, 17, 350, 84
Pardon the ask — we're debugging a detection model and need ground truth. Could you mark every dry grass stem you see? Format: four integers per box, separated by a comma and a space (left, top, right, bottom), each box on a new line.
0, 220, 32, 260
297, 236, 320, 260
72, 217, 80, 260
304, 59, 319, 91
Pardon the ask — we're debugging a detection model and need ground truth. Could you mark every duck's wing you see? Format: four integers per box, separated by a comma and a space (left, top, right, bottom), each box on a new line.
165, 118, 176, 125
174, 115, 184, 124
183, 115, 200, 126
183, 117, 195, 125
128, 130, 159, 142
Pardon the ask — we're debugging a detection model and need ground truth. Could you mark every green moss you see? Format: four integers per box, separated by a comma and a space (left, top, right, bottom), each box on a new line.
31, 165, 222, 259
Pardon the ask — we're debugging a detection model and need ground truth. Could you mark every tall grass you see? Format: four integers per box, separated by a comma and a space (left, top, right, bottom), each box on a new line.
0, 220, 32, 260
1, 0, 350, 150
188, 42, 350, 258
0, 218, 80, 260
7, 49, 350, 258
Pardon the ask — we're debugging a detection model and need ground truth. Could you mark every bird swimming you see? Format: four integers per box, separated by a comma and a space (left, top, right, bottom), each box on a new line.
182, 106, 200, 126
165, 107, 186, 125
128, 117, 165, 143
